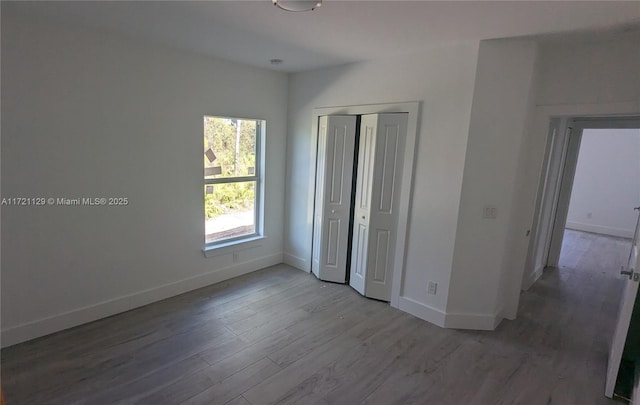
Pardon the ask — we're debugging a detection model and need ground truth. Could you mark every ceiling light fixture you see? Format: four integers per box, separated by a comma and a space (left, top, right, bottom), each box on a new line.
272, 0, 322, 12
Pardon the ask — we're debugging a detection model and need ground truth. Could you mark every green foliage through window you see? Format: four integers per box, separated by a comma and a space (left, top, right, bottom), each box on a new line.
204, 182, 255, 219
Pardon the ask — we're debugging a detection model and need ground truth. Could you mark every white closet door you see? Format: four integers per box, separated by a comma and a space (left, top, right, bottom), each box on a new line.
350, 113, 407, 301
312, 115, 357, 283
350, 115, 377, 295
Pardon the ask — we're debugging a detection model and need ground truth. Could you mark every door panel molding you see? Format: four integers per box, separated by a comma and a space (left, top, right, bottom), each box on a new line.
373, 229, 390, 283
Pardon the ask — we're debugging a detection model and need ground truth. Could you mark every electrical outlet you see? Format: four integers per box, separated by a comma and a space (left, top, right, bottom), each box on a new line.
427, 281, 437, 295
483, 206, 497, 219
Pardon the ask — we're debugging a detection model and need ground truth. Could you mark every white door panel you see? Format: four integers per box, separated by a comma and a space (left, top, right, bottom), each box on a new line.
376, 123, 401, 214
350, 119, 376, 295
326, 218, 341, 266
366, 115, 406, 300
350, 113, 407, 301
372, 230, 390, 282
350, 223, 368, 295
311, 118, 328, 278
312, 115, 357, 283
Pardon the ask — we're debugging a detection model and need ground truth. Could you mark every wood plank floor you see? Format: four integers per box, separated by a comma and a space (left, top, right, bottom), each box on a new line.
1, 230, 631, 404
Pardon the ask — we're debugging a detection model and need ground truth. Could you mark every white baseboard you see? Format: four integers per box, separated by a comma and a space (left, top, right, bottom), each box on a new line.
1, 252, 283, 348
398, 296, 500, 330
566, 221, 634, 239
444, 311, 502, 330
398, 296, 446, 327
522, 266, 544, 291
283, 252, 309, 272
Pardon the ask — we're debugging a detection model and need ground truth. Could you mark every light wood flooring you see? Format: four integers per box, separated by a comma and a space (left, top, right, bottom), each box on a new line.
1, 230, 631, 404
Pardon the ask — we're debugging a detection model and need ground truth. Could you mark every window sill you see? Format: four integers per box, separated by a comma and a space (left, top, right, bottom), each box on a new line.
202, 235, 265, 258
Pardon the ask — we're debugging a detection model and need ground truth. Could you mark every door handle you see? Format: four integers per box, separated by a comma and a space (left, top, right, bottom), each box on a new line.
621, 270, 633, 278
635, 206, 640, 211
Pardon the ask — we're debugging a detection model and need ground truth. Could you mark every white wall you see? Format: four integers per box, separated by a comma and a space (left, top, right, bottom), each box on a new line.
285, 42, 480, 321
447, 39, 538, 327
566, 129, 640, 238
5, 13, 638, 347
516, 31, 640, 293
1, 15, 288, 346
535, 32, 640, 107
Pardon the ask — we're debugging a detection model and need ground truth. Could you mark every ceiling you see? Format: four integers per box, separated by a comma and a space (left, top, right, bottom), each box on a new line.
4, 1, 640, 72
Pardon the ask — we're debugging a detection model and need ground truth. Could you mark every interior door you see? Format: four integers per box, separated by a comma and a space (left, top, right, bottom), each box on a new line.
606, 209, 640, 398
311, 115, 357, 283
349, 113, 407, 301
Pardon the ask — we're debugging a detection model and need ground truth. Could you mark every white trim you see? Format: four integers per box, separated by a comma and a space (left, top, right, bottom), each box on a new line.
398, 296, 446, 327
536, 101, 640, 113
1, 253, 283, 348
522, 265, 544, 291
202, 235, 265, 258
283, 252, 309, 272
443, 311, 502, 331
565, 222, 634, 239
398, 296, 501, 330
308, 102, 420, 309
522, 117, 570, 294
546, 124, 583, 268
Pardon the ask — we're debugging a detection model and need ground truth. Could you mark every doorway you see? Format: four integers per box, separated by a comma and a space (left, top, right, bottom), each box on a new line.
556, 128, 639, 272
527, 116, 640, 400
312, 113, 408, 302
526, 117, 640, 284
546, 119, 640, 272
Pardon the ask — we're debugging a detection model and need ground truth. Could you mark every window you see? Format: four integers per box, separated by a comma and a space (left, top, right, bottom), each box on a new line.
204, 116, 263, 246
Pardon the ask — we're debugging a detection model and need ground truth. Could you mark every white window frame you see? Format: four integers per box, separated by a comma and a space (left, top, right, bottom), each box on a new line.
203, 116, 265, 252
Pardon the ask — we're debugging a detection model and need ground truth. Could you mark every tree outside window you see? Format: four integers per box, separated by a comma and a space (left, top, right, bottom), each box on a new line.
204, 116, 262, 245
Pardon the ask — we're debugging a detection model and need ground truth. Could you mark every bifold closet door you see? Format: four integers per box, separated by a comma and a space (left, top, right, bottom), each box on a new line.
311, 115, 357, 283
350, 113, 408, 301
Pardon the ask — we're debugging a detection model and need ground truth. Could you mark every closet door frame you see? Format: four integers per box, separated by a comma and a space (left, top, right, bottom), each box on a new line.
308, 102, 420, 308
